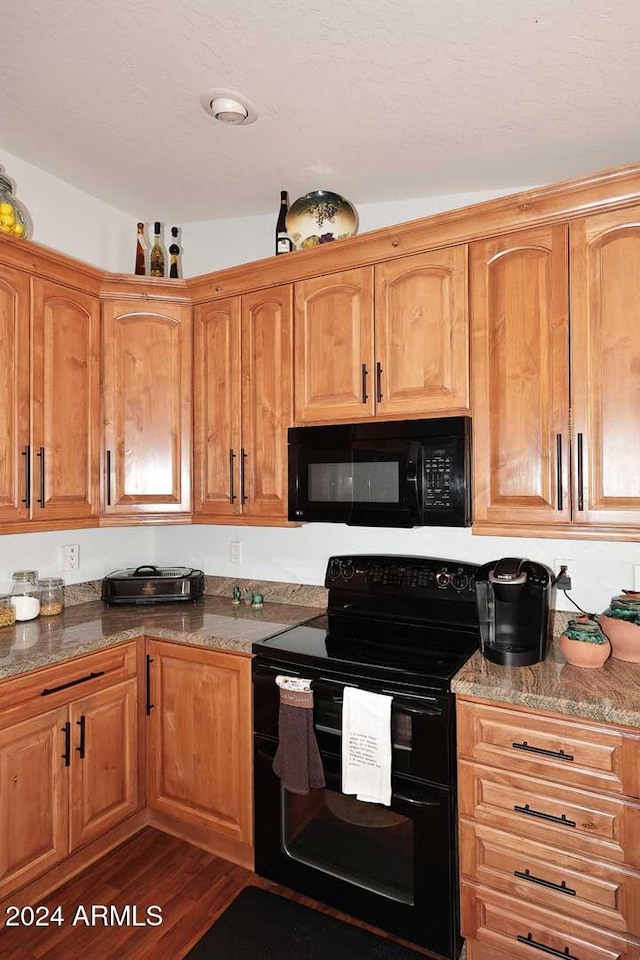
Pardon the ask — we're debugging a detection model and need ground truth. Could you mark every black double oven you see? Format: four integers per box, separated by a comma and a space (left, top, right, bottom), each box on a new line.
252, 555, 480, 960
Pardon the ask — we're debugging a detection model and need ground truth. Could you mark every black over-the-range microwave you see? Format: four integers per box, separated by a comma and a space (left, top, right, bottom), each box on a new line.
288, 416, 471, 528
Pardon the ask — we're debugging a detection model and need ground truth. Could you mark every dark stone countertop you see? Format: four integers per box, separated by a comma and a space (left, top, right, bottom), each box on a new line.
452, 641, 640, 729
0, 596, 324, 682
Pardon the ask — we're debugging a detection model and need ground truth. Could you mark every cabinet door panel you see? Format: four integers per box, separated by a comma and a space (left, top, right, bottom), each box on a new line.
242, 285, 293, 518
571, 208, 640, 526
69, 678, 139, 851
193, 298, 241, 518
0, 707, 68, 899
147, 641, 252, 844
375, 247, 469, 416
471, 225, 570, 525
31, 279, 100, 520
0, 265, 29, 523
294, 267, 374, 423
102, 300, 192, 514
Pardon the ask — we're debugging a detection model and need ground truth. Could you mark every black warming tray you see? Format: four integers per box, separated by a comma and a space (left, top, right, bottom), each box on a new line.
102, 565, 205, 605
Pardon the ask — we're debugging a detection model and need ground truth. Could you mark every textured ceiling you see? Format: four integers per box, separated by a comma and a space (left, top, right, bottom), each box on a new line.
2, 0, 640, 222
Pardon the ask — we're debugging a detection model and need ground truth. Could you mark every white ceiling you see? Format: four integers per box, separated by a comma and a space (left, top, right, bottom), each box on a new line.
3, 0, 640, 222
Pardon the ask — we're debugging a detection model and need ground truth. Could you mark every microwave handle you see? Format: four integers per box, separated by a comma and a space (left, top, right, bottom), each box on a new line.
406, 442, 423, 515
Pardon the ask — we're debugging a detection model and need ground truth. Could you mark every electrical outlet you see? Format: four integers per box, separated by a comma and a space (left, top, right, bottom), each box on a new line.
634, 564, 640, 592
230, 541, 242, 564
63, 543, 80, 572
554, 558, 572, 591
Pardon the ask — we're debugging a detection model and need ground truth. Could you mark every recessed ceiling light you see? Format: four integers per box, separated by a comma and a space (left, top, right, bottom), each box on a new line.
200, 88, 258, 126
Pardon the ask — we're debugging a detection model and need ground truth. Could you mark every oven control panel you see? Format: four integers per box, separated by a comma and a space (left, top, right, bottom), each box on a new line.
325, 555, 479, 598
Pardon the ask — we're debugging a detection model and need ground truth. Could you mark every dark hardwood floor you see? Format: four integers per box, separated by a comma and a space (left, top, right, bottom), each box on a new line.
0, 828, 436, 959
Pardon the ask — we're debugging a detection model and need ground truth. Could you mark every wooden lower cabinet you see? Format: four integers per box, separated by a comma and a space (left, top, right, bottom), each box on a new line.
0, 707, 69, 899
458, 696, 640, 958
146, 640, 253, 852
68, 677, 140, 851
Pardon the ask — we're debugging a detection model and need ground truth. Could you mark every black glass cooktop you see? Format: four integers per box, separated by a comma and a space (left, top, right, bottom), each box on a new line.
253, 613, 479, 689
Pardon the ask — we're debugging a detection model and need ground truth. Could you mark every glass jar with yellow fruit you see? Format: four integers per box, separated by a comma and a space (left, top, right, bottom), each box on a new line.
0, 172, 30, 239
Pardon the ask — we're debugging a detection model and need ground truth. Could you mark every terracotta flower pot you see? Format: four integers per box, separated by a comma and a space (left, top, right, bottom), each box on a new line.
599, 615, 640, 662
559, 633, 611, 668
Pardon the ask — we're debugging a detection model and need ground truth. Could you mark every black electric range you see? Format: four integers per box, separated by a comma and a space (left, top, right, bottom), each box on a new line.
252, 554, 481, 960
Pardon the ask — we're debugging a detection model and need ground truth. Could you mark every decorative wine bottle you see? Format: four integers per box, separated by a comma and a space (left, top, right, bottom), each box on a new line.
149, 221, 165, 277
135, 222, 146, 275
275, 191, 293, 255
169, 226, 181, 279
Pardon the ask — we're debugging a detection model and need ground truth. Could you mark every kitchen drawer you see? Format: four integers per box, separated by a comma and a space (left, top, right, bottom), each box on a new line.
461, 881, 640, 960
460, 819, 640, 935
457, 698, 640, 799
459, 760, 640, 868
0, 641, 139, 726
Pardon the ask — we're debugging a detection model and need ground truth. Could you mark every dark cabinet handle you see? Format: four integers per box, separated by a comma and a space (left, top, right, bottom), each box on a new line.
106, 449, 112, 506
556, 434, 563, 511
76, 715, 86, 759
361, 363, 368, 403
42, 671, 105, 696
21, 445, 30, 508
37, 446, 45, 507
516, 932, 578, 959
240, 448, 247, 504
514, 803, 576, 828
146, 654, 154, 715
512, 740, 574, 762
229, 449, 236, 503
61, 722, 71, 767
577, 432, 584, 511
376, 362, 383, 402
514, 868, 576, 896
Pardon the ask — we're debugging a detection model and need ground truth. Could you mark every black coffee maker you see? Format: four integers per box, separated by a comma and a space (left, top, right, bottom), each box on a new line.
475, 558, 553, 666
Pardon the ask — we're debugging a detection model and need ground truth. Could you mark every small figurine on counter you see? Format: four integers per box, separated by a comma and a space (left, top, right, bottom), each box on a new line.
232, 585, 241, 605
252, 592, 264, 608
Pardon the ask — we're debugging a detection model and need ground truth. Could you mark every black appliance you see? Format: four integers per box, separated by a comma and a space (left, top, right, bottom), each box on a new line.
101, 565, 204, 605
252, 554, 480, 959
475, 557, 553, 667
288, 417, 471, 527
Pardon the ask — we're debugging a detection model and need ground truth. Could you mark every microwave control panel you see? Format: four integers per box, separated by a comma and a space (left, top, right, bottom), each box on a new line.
422, 450, 453, 511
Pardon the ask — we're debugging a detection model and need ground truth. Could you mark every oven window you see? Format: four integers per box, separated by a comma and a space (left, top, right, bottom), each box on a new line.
308, 461, 399, 503
282, 787, 414, 905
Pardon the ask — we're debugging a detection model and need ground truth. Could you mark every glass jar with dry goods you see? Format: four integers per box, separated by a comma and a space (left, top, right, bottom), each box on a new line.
38, 578, 65, 616
10, 571, 40, 621
0, 595, 16, 628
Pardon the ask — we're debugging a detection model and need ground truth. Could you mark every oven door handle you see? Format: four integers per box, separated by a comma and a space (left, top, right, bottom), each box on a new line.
392, 702, 442, 717
393, 792, 440, 809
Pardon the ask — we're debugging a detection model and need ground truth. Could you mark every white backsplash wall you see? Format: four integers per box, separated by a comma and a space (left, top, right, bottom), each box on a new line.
0, 147, 137, 272
0, 527, 155, 592
154, 524, 640, 616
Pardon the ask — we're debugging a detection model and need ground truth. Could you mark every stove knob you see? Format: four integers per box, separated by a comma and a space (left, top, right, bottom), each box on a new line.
452, 573, 468, 591
341, 560, 355, 580
436, 571, 451, 587
327, 559, 342, 581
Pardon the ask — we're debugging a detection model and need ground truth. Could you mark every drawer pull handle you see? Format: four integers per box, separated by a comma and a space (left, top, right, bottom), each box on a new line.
516, 932, 578, 959
512, 740, 574, 762
42, 671, 105, 696
514, 803, 576, 828
514, 869, 576, 896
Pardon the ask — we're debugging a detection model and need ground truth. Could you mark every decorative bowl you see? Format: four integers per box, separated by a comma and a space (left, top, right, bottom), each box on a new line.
558, 616, 611, 668
600, 591, 640, 662
286, 190, 358, 250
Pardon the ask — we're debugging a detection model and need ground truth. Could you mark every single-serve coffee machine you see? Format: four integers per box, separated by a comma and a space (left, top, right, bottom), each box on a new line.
475, 557, 553, 666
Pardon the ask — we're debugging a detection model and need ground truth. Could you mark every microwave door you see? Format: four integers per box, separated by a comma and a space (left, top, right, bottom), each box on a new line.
290, 446, 356, 523
347, 440, 421, 527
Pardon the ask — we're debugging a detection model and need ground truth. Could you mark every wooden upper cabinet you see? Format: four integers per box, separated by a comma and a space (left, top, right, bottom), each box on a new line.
102, 299, 192, 516
570, 207, 640, 528
470, 225, 571, 527
193, 297, 241, 518
294, 266, 375, 422
241, 286, 293, 518
374, 247, 469, 416
31, 279, 100, 521
0, 265, 29, 523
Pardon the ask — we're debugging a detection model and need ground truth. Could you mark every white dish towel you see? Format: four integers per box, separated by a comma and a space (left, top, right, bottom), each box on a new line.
341, 686, 392, 806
